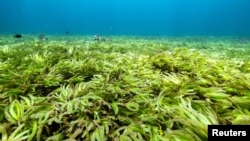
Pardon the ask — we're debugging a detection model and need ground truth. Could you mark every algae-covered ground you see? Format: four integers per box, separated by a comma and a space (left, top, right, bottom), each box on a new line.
0, 34, 250, 141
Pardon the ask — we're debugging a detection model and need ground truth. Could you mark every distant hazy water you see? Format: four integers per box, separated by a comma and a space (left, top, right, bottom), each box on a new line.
0, 0, 250, 37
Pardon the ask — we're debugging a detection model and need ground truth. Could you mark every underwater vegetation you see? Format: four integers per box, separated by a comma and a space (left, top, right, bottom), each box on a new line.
0, 35, 250, 141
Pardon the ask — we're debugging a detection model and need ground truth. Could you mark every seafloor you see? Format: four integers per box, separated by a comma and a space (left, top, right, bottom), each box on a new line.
0, 34, 250, 140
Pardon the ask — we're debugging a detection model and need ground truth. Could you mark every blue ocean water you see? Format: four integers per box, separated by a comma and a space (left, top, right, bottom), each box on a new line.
0, 0, 250, 36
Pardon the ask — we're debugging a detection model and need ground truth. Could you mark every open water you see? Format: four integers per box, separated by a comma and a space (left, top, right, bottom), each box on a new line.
0, 0, 250, 36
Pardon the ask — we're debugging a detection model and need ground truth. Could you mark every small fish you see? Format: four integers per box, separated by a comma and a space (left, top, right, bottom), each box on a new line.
93, 34, 107, 42
38, 33, 48, 41
14, 34, 22, 38
66, 31, 69, 34
93, 34, 100, 41
100, 38, 106, 42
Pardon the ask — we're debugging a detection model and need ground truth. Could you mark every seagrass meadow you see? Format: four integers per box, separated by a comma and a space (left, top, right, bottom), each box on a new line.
0, 34, 250, 141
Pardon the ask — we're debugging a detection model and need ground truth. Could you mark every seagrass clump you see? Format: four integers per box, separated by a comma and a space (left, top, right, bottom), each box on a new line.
0, 36, 250, 141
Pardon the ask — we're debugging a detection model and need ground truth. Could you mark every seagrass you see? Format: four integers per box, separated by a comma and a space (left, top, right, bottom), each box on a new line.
0, 35, 250, 141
